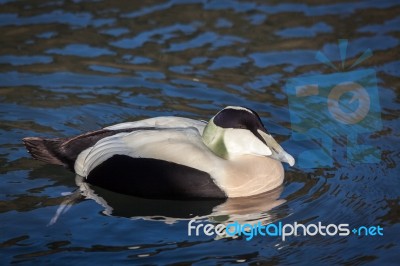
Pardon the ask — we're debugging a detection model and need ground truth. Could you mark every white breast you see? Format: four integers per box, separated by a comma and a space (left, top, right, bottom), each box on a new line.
219, 155, 284, 197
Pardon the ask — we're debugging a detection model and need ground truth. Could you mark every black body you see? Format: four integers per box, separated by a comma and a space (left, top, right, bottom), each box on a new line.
87, 155, 226, 199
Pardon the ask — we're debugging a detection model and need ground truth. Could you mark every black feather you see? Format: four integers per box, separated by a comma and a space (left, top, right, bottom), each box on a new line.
22, 127, 154, 170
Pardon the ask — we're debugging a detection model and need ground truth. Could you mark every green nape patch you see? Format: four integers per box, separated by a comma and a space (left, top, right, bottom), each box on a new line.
213, 136, 228, 159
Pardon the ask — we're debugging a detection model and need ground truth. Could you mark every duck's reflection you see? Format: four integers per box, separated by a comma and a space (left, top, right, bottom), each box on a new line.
50, 175, 286, 226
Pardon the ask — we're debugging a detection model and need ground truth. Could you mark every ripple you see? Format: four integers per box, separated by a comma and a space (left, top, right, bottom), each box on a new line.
0, 11, 93, 27
111, 23, 197, 49
208, 56, 248, 70
276, 22, 333, 38
122, 55, 153, 64
166, 32, 248, 52
35, 31, 58, 39
246, 13, 267, 25
89, 65, 122, 74
358, 15, 400, 34
121, 1, 176, 19
0, 55, 52, 66
214, 18, 233, 28
46, 44, 115, 57
100, 27, 130, 37
250, 50, 316, 68
321, 36, 399, 62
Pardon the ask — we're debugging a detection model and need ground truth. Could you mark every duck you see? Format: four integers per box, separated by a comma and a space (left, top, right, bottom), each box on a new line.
23, 106, 295, 199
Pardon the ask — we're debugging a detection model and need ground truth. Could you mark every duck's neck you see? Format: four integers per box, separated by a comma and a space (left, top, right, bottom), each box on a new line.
202, 119, 229, 159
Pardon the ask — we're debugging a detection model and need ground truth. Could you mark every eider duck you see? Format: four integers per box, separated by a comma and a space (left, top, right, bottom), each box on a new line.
23, 106, 295, 199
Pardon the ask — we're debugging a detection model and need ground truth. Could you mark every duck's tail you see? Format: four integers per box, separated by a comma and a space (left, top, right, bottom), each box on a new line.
23, 137, 72, 168
23, 128, 136, 171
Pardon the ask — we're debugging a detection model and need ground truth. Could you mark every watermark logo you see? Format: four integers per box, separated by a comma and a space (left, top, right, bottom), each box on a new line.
285, 39, 382, 168
188, 220, 384, 241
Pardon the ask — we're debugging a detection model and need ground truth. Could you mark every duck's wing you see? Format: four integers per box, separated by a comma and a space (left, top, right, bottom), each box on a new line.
23, 117, 206, 170
105, 116, 207, 134
75, 127, 221, 177
75, 127, 227, 198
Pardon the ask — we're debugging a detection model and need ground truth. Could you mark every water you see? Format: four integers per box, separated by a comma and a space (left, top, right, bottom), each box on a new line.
1, 0, 399, 264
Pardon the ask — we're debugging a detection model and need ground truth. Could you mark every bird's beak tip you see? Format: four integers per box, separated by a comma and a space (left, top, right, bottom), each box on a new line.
282, 152, 295, 167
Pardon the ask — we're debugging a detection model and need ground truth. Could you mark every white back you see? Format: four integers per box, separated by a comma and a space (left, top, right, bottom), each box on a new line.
75, 127, 225, 180
105, 116, 206, 134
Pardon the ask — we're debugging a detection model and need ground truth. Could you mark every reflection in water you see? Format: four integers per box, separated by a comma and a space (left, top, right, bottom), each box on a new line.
50, 175, 287, 228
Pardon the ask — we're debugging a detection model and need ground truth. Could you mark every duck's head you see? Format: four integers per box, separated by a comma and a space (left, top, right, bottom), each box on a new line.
202, 106, 295, 166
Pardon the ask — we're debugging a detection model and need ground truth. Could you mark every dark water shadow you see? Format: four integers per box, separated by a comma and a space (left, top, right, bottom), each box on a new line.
49, 175, 287, 226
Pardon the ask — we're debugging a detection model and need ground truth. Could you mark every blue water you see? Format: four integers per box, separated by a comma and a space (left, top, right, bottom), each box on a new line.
0, 0, 399, 264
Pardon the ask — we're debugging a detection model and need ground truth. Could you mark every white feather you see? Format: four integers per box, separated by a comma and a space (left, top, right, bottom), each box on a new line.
76, 116, 207, 177
223, 129, 272, 158
223, 106, 253, 114
105, 116, 206, 134
76, 127, 224, 180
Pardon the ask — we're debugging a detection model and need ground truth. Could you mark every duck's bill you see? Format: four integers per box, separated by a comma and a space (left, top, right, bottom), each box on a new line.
273, 149, 295, 167
258, 130, 295, 167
